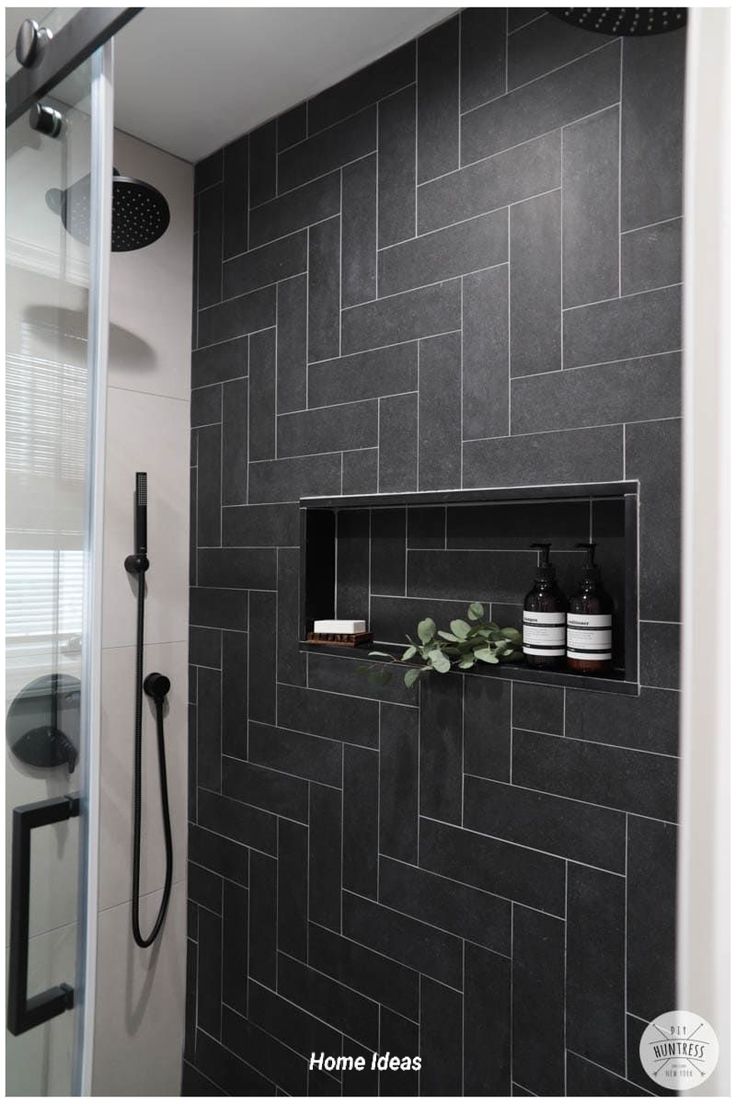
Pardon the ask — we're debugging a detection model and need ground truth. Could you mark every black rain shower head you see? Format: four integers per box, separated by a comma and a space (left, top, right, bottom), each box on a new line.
46, 168, 170, 252
549, 8, 687, 36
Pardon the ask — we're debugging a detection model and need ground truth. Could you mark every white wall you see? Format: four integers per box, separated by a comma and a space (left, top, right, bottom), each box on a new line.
90, 127, 192, 1096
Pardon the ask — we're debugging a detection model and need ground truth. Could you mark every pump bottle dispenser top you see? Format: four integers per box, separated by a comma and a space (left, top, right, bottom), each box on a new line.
566, 542, 614, 673
522, 543, 568, 669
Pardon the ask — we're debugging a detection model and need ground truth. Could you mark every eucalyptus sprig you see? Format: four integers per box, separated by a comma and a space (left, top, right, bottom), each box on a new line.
366, 602, 523, 689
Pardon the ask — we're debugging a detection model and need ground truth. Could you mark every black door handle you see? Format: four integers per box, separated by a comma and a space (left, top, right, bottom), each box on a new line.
7, 794, 80, 1035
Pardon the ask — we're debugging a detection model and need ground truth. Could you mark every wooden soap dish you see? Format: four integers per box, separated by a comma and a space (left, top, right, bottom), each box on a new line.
307, 631, 373, 647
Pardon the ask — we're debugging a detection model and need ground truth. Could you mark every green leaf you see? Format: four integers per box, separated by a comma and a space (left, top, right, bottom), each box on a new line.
504, 649, 524, 663
501, 627, 522, 642
450, 619, 471, 640
417, 618, 436, 644
458, 655, 475, 669
473, 646, 500, 664
437, 630, 460, 643
428, 649, 451, 673
404, 667, 422, 688
402, 645, 418, 661
467, 601, 485, 621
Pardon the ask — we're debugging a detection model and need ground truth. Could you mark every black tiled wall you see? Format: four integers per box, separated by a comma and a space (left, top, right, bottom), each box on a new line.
185, 10, 684, 1096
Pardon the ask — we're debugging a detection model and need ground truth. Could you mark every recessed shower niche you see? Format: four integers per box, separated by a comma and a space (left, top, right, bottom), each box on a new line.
300, 482, 639, 694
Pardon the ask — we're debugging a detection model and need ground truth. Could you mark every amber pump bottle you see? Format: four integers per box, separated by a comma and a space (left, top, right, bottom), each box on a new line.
566, 543, 613, 673
522, 543, 568, 669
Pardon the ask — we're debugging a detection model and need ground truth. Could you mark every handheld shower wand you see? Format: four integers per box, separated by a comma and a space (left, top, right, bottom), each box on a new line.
124, 472, 173, 948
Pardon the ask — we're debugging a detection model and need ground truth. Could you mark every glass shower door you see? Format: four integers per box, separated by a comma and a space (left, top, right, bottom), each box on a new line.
5, 46, 110, 1096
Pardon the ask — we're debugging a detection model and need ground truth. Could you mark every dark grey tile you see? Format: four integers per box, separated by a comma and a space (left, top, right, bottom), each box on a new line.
342, 279, 461, 355
621, 31, 686, 230
190, 626, 221, 668
196, 424, 221, 547
248, 591, 276, 724
308, 215, 340, 363
278, 399, 377, 458
336, 507, 370, 618
277, 953, 379, 1050
378, 84, 416, 248
222, 1005, 308, 1096
563, 104, 620, 308
222, 755, 308, 822
188, 861, 222, 914
278, 819, 308, 959
512, 682, 564, 734
447, 499, 589, 549
621, 218, 682, 294
250, 120, 277, 206
627, 815, 677, 1021
188, 824, 249, 888
626, 418, 681, 621
249, 722, 341, 787
197, 184, 222, 309
309, 783, 342, 932
419, 817, 566, 915
419, 978, 462, 1095
465, 775, 626, 872
460, 7, 506, 111
190, 587, 248, 631
195, 149, 222, 193
342, 448, 378, 494
640, 621, 680, 689
222, 377, 248, 504
380, 1008, 419, 1095
223, 503, 299, 547
512, 905, 565, 1094
407, 505, 444, 548
462, 40, 621, 164
418, 332, 461, 489
407, 548, 535, 604
419, 675, 462, 823
342, 1040, 379, 1097
565, 686, 679, 756
308, 42, 415, 133
309, 922, 418, 1022
278, 102, 307, 150
512, 352, 681, 433
626, 1014, 675, 1097
309, 343, 417, 407
198, 788, 276, 854
198, 548, 276, 589
279, 105, 375, 192
379, 208, 507, 297
343, 890, 462, 990
564, 284, 681, 368
249, 979, 342, 1059
418, 131, 560, 234
277, 547, 306, 687
248, 452, 342, 503
509, 12, 608, 89
370, 594, 483, 646
198, 285, 276, 347
192, 335, 248, 388
222, 629, 248, 759
223, 230, 307, 300
513, 729, 678, 821
196, 665, 221, 793
464, 942, 511, 1095
464, 425, 623, 487
378, 392, 418, 493
249, 851, 277, 986
567, 1051, 650, 1097
417, 15, 459, 183
182, 1059, 225, 1097
309, 651, 415, 705
342, 154, 377, 308
464, 676, 511, 782
194, 1031, 274, 1096
223, 135, 249, 260
191, 383, 221, 427
249, 172, 340, 248
370, 507, 406, 596
510, 188, 561, 375
508, 8, 546, 32
277, 683, 379, 749
567, 864, 626, 1073
196, 906, 221, 1036
379, 856, 510, 955
276, 273, 307, 413
379, 703, 418, 863
343, 745, 379, 898
463, 264, 509, 440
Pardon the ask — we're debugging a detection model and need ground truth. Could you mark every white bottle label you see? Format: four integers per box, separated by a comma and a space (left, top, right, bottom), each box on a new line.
567, 612, 612, 661
523, 610, 566, 657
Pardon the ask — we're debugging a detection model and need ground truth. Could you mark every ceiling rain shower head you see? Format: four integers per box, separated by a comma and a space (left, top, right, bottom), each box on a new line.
549, 8, 687, 36
46, 168, 170, 252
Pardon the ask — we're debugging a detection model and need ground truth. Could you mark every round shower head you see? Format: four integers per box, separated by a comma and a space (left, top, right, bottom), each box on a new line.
549, 8, 687, 36
46, 169, 170, 252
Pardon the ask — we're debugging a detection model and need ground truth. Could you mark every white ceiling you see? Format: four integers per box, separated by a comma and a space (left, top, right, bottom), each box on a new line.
112, 7, 456, 164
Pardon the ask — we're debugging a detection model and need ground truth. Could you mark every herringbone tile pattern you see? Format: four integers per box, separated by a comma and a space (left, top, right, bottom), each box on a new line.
184, 10, 684, 1096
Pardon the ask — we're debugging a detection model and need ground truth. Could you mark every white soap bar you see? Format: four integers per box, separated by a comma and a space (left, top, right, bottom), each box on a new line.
313, 619, 366, 633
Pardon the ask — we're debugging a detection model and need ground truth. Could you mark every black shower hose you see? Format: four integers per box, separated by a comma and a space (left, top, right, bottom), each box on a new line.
131, 573, 173, 949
